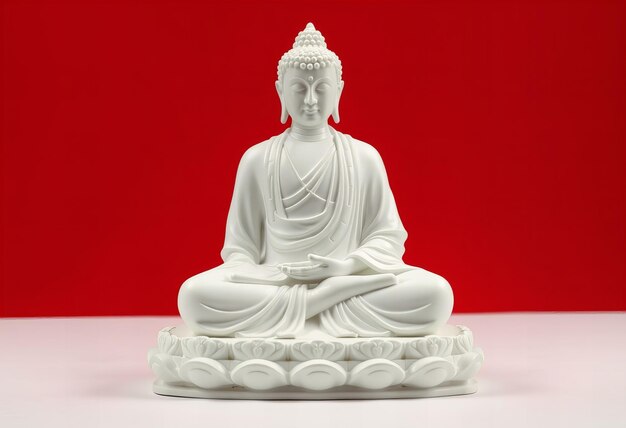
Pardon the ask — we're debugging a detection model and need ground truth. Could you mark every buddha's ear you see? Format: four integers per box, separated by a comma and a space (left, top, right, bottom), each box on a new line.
332, 81, 344, 124
275, 80, 288, 124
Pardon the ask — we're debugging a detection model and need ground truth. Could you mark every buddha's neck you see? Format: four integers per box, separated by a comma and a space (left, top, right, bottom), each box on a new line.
289, 124, 331, 142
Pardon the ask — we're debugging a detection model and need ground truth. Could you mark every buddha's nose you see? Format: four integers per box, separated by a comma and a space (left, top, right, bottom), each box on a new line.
304, 89, 317, 106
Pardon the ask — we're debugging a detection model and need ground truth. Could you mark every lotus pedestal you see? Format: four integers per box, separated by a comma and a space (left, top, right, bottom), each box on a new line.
148, 324, 483, 400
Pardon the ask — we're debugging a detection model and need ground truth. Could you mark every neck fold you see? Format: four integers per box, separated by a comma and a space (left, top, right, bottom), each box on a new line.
289, 124, 331, 142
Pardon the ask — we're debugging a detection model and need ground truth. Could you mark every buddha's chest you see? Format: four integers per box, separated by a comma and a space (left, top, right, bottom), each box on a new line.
277, 142, 337, 218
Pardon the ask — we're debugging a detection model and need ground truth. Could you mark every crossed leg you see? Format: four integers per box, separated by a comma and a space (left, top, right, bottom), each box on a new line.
178, 265, 452, 337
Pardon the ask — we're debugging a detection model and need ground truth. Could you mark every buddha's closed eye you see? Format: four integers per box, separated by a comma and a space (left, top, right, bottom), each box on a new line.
316, 83, 330, 92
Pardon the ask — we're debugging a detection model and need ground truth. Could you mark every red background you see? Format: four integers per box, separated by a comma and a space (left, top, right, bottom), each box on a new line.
2, 0, 625, 317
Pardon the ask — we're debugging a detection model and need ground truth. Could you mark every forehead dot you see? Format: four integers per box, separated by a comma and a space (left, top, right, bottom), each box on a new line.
308, 76, 314, 82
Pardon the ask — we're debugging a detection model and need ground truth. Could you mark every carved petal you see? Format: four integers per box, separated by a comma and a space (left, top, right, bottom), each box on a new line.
230, 360, 289, 390
181, 337, 228, 359
406, 336, 453, 358
290, 360, 347, 391
351, 340, 403, 360
179, 358, 232, 389
404, 357, 456, 388
149, 353, 180, 383
453, 327, 474, 354
232, 340, 286, 361
290, 341, 346, 361
157, 328, 182, 356
348, 359, 405, 389
452, 349, 484, 381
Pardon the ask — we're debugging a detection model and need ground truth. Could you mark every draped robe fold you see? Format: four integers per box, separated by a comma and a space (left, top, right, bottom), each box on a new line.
178, 128, 453, 338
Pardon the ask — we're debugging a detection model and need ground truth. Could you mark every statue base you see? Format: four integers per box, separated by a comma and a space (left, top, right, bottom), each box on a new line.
148, 324, 483, 400
153, 379, 477, 400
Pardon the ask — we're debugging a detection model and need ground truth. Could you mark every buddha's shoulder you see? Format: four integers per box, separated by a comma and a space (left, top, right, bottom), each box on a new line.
238, 138, 274, 167
345, 135, 386, 166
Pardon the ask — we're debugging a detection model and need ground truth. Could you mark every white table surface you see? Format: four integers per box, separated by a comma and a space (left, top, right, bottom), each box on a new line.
0, 313, 624, 428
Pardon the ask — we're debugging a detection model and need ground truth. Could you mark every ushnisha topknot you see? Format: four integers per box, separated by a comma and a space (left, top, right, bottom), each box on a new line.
277, 22, 343, 85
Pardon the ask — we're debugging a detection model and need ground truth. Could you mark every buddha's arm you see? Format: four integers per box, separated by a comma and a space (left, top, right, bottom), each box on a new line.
346, 144, 413, 274
218, 145, 290, 285
220, 146, 265, 265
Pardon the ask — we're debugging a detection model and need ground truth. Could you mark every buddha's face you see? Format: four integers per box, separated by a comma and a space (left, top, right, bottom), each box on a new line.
277, 66, 343, 128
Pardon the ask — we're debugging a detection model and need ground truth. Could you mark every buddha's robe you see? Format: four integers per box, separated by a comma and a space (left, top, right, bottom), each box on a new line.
178, 128, 453, 338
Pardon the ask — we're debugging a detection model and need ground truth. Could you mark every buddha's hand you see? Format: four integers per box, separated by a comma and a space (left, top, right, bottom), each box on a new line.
229, 264, 290, 285
278, 254, 364, 282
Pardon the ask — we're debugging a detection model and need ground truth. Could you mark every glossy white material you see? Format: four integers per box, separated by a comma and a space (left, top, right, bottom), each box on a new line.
167, 22, 472, 397
148, 324, 483, 398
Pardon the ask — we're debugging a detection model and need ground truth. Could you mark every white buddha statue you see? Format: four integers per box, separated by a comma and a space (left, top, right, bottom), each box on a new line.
178, 23, 453, 339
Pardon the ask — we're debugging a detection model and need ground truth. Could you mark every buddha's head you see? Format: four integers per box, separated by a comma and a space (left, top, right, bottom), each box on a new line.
276, 23, 344, 128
